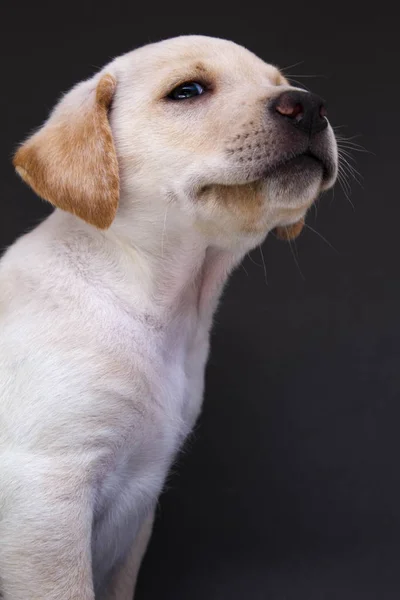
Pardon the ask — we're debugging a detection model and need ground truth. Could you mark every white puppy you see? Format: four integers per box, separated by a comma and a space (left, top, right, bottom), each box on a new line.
0, 36, 337, 599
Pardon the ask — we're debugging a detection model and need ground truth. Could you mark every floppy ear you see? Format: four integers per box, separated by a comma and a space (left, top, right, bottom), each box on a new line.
13, 73, 119, 229
274, 218, 305, 241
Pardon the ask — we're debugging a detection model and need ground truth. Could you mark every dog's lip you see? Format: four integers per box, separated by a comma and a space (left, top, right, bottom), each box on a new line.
263, 149, 331, 181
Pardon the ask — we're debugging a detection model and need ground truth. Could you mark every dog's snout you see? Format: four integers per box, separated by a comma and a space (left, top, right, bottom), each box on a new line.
271, 90, 328, 136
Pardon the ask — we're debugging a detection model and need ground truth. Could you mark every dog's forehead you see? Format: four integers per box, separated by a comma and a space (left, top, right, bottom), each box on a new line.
115, 36, 282, 85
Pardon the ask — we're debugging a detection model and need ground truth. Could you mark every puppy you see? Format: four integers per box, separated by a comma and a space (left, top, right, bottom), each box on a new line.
0, 36, 337, 599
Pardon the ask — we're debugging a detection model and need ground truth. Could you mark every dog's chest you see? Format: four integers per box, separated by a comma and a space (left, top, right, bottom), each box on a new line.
92, 310, 210, 587
161, 310, 211, 434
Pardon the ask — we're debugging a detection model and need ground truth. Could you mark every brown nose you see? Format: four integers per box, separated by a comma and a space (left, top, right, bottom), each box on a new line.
272, 90, 328, 136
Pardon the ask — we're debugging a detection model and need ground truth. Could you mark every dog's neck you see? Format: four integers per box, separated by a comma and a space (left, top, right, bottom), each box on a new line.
51, 206, 244, 326
109, 211, 242, 323
98, 194, 248, 324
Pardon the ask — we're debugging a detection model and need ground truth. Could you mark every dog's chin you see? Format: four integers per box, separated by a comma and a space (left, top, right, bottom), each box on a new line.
261, 154, 326, 241
262, 154, 324, 200
194, 155, 326, 244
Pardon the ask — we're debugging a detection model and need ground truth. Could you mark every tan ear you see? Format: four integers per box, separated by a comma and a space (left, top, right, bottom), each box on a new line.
274, 218, 305, 241
13, 73, 119, 229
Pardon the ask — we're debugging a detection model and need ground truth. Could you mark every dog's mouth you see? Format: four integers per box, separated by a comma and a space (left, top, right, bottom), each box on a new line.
263, 149, 334, 241
263, 149, 331, 182
195, 143, 336, 242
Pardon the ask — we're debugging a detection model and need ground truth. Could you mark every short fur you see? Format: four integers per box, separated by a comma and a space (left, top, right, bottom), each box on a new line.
0, 36, 337, 599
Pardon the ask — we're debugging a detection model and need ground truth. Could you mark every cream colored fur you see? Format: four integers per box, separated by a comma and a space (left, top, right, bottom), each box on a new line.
0, 36, 337, 599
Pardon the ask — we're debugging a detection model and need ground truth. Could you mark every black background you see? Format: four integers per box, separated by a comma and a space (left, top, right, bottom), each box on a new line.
2, 3, 399, 598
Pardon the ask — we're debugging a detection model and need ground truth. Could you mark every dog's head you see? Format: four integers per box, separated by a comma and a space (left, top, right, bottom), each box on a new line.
14, 36, 337, 250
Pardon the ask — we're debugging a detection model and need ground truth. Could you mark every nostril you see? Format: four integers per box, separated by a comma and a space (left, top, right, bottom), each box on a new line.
271, 91, 328, 135
276, 101, 303, 120
320, 104, 328, 118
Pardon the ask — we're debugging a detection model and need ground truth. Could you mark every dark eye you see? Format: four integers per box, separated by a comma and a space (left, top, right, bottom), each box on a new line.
168, 82, 205, 100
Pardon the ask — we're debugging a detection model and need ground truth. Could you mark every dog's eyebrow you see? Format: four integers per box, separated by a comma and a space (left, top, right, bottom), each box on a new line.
155, 62, 214, 98
169, 61, 211, 81
193, 62, 208, 73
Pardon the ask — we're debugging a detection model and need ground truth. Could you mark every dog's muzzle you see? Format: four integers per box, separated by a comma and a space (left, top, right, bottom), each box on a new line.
267, 89, 335, 184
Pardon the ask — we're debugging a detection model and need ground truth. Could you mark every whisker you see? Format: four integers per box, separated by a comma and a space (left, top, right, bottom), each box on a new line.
335, 132, 363, 141
287, 236, 305, 280
303, 223, 339, 253
336, 136, 365, 144
336, 135, 363, 141
338, 152, 363, 183
337, 171, 355, 210
287, 78, 311, 92
341, 167, 363, 190
258, 245, 268, 285
339, 159, 363, 189
337, 141, 371, 154
337, 168, 352, 195
247, 253, 262, 268
337, 147, 359, 163
338, 160, 353, 180
280, 60, 305, 72
287, 73, 327, 79
337, 169, 352, 197
335, 135, 372, 154
337, 165, 351, 188
330, 178, 336, 206
341, 165, 363, 189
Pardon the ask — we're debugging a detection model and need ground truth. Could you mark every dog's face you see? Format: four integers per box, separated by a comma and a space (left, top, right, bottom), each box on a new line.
14, 36, 338, 250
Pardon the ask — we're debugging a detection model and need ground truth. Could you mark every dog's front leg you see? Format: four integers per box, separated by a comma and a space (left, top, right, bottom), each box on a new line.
101, 510, 155, 600
0, 473, 94, 600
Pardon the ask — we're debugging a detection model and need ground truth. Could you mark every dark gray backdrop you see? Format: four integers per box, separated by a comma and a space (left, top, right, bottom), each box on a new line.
2, 3, 399, 599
